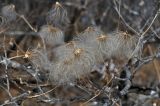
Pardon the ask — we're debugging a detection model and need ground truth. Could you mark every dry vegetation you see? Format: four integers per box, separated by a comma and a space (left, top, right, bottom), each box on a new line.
0, 0, 160, 106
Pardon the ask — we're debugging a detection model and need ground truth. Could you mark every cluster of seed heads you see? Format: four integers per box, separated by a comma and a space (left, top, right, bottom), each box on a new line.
37, 24, 139, 84
1, 2, 139, 85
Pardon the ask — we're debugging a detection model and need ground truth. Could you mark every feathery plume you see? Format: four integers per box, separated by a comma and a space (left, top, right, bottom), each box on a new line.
74, 26, 102, 42
73, 27, 106, 62
50, 41, 95, 84
46, 2, 69, 28
105, 31, 139, 59
38, 25, 64, 46
1, 4, 17, 22
30, 49, 51, 70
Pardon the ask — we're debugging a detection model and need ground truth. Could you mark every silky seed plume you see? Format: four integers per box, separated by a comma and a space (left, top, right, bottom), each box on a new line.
1, 4, 17, 22
50, 41, 96, 84
39, 25, 64, 46
46, 2, 69, 27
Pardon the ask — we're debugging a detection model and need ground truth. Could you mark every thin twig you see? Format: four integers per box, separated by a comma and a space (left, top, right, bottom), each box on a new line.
18, 15, 37, 32
81, 90, 101, 106
27, 86, 58, 99
113, 0, 139, 35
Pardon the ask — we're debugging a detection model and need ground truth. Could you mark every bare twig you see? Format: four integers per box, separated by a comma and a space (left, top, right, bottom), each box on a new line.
113, 0, 139, 35
18, 15, 37, 32
27, 86, 58, 99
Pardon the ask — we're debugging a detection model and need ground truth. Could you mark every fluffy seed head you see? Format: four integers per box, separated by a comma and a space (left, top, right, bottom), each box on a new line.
119, 32, 139, 58
74, 26, 102, 42
93, 34, 111, 61
74, 27, 110, 62
105, 31, 139, 59
46, 2, 69, 28
30, 49, 51, 70
50, 41, 96, 84
39, 25, 64, 46
1, 4, 17, 22
53, 41, 76, 61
